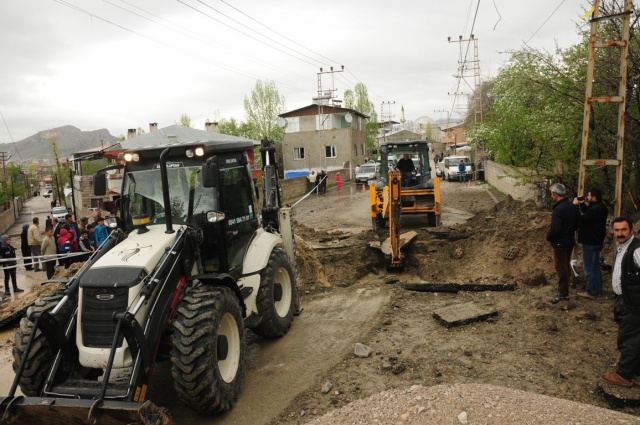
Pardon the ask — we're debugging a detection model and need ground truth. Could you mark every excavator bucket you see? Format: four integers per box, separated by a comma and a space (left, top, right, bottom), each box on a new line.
0, 397, 176, 425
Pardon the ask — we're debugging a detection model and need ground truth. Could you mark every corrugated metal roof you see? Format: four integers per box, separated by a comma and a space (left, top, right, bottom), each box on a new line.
119, 125, 259, 150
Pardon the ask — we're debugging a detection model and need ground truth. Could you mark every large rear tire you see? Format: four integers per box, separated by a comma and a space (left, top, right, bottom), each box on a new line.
247, 248, 296, 339
171, 285, 244, 414
12, 288, 76, 396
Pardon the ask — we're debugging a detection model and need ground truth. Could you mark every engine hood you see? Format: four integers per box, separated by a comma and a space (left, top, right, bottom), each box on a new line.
92, 225, 180, 273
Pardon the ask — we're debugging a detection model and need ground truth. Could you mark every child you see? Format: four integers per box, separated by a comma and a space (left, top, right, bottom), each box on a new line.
94, 217, 109, 248
57, 229, 71, 269
0, 235, 24, 296
86, 223, 97, 249
41, 227, 57, 279
78, 230, 94, 262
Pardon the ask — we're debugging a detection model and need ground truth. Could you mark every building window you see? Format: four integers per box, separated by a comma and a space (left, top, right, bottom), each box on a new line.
294, 147, 305, 160
283, 117, 300, 133
361, 144, 365, 156
316, 114, 333, 130
353, 144, 358, 156
325, 145, 337, 158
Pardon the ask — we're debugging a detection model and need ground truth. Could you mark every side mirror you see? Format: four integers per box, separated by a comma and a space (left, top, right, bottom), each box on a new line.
202, 156, 219, 188
94, 173, 107, 196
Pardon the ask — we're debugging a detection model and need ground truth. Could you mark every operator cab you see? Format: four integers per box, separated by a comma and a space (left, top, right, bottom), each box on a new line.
98, 140, 259, 279
379, 140, 433, 188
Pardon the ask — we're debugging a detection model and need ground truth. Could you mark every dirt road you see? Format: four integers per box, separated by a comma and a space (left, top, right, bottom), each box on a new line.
1, 179, 637, 425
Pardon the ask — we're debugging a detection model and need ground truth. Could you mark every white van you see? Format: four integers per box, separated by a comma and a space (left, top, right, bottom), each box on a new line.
441, 156, 472, 181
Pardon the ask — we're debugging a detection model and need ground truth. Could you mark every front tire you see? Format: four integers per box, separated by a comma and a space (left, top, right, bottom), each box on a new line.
248, 248, 296, 339
171, 285, 245, 414
12, 288, 76, 396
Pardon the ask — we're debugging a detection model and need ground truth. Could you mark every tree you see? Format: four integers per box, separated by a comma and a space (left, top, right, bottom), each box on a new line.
243, 80, 286, 142
176, 114, 192, 128
343, 83, 378, 157
217, 118, 258, 140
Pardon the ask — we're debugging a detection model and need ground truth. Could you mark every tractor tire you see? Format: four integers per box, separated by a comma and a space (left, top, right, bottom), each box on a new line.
427, 212, 438, 227
12, 288, 76, 396
247, 248, 296, 339
171, 285, 245, 414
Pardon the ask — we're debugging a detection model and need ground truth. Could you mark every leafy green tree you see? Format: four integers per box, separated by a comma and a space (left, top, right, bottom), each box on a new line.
243, 80, 286, 142
176, 114, 192, 128
217, 118, 258, 139
343, 82, 378, 156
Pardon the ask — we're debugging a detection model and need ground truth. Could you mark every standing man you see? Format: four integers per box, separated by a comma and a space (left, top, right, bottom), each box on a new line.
41, 227, 57, 279
546, 183, 580, 304
396, 154, 415, 187
27, 217, 43, 272
574, 188, 608, 299
458, 160, 466, 182
601, 217, 640, 387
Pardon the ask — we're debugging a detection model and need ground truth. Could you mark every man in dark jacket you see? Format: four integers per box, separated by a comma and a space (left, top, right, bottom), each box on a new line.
601, 217, 640, 387
546, 183, 580, 304
574, 188, 608, 299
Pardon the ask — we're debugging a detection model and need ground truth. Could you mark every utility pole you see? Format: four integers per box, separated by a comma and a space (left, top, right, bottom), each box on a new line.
314, 66, 345, 171
578, 0, 632, 217
381, 101, 395, 143
448, 34, 483, 123
0, 152, 8, 177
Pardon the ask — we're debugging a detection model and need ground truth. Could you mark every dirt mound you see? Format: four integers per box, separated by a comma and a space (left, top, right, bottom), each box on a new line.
306, 383, 637, 425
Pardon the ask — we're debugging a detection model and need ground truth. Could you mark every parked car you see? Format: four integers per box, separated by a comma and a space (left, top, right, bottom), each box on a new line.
42, 189, 53, 198
355, 162, 380, 184
51, 206, 68, 220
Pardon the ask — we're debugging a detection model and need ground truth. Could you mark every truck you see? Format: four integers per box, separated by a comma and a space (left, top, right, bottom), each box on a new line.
0, 139, 298, 425
369, 140, 441, 268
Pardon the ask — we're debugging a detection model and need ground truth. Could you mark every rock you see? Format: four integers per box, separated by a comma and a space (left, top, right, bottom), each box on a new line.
392, 364, 406, 375
354, 343, 372, 357
382, 361, 392, 371
458, 411, 468, 424
321, 381, 333, 394
451, 246, 464, 259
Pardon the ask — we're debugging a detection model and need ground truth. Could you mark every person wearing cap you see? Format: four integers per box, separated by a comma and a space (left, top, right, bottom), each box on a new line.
546, 183, 580, 304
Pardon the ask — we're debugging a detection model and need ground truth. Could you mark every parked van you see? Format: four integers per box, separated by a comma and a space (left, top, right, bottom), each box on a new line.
355, 162, 380, 184
441, 156, 472, 181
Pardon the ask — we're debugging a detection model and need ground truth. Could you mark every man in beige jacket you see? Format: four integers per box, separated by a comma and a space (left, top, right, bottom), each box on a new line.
27, 217, 43, 272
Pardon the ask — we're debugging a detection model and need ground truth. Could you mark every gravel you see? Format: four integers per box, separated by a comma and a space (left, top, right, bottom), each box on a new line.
305, 383, 640, 425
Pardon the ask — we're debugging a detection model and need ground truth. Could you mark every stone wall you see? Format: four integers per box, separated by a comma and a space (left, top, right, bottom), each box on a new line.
0, 197, 24, 236
485, 161, 537, 201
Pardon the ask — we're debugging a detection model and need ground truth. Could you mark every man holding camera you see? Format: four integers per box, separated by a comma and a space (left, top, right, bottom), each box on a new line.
573, 189, 608, 299
546, 183, 580, 304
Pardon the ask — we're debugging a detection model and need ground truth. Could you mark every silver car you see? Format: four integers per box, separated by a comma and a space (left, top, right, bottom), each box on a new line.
355, 163, 380, 184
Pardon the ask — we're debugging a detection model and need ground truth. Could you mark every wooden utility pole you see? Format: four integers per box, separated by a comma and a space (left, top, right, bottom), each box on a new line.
578, 0, 632, 216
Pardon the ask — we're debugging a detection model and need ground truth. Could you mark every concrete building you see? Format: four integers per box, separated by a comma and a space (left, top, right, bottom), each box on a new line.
279, 105, 368, 178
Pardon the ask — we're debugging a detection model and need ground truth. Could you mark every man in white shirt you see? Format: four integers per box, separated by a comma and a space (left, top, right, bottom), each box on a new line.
602, 217, 640, 387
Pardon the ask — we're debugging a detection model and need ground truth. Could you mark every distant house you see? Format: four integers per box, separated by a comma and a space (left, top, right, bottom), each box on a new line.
375, 129, 422, 145
439, 122, 467, 151
279, 105, 368, 177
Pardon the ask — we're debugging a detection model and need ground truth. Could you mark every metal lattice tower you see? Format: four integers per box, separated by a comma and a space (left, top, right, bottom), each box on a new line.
448, 35, 482, 123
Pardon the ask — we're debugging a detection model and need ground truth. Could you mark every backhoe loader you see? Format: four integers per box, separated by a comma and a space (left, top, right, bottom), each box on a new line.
0, 139, 298, 424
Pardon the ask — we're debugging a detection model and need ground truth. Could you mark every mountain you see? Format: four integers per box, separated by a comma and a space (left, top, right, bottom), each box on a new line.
0, 125, 118, 162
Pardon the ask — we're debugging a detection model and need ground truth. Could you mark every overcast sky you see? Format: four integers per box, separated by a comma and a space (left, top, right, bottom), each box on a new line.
0, 0, 589, 142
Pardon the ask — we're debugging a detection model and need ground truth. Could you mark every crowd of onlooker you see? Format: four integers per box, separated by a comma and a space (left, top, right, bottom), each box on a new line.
0, 212, 112, 297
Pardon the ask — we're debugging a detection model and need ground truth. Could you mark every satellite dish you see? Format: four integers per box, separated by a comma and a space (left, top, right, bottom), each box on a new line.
345, 113, 353, 124
277, 117, 287, 128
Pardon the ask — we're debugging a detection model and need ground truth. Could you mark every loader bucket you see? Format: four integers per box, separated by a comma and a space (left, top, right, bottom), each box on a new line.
0, 396, 176, 425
